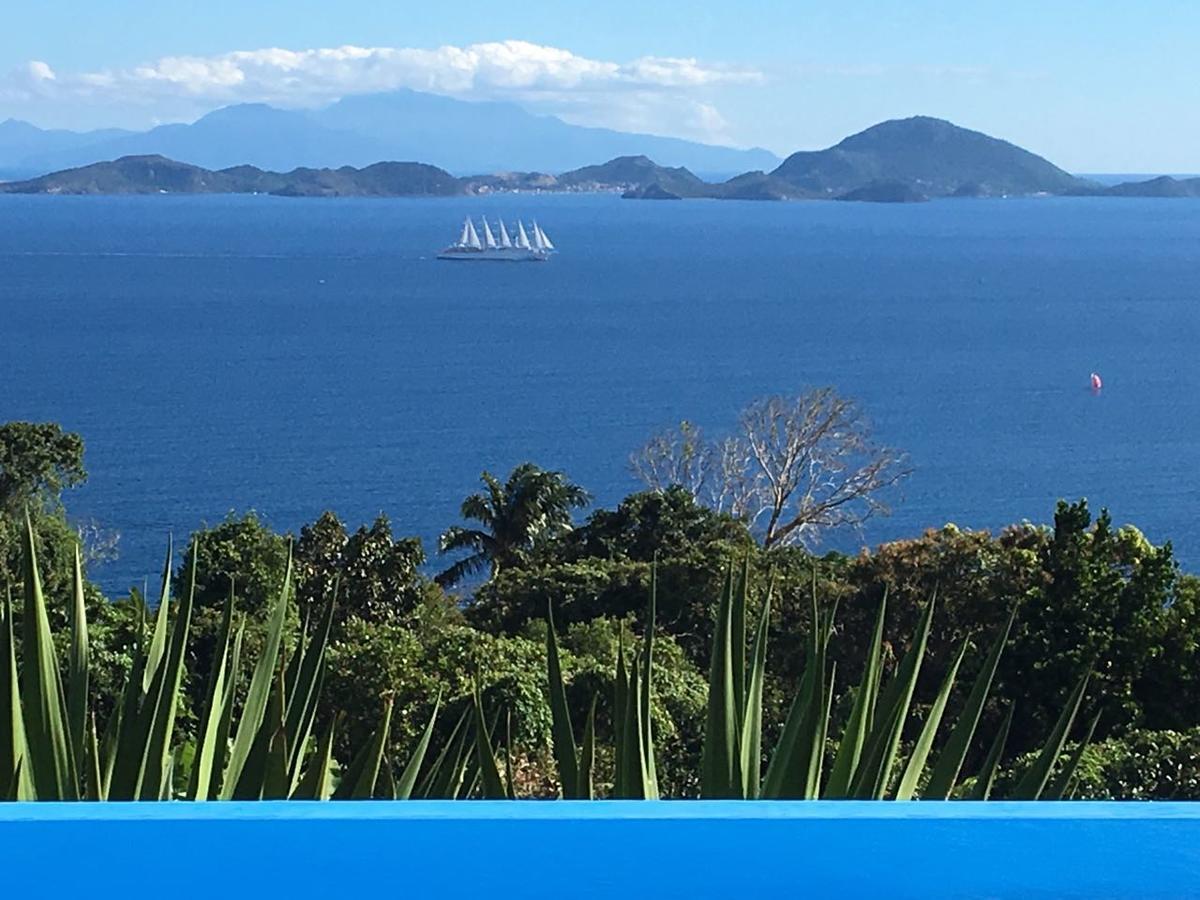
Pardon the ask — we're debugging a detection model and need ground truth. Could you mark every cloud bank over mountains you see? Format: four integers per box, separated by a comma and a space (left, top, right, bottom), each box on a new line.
1, 40, 763, 144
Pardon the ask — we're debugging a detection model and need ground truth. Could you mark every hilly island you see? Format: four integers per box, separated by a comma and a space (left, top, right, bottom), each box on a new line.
2, 116, 1196, 202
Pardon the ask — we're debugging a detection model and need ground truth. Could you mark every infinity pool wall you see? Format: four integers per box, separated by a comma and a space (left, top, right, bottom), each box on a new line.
2, 801, 1197, 897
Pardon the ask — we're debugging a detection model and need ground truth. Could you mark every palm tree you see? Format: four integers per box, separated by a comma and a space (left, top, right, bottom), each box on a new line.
436, 463, 590, 587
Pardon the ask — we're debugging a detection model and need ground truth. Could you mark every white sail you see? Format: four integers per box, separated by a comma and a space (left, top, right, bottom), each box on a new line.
530, 222, 545, 251
538, 224, 555, 251
458, 218, 472, 246
497, 220, 512, 248
465, 218, 482, 250
481, 217, 497, 249
515, 221, 532, 250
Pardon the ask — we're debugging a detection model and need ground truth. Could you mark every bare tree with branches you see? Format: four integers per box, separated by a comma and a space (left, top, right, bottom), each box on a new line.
629, 388, 910, 548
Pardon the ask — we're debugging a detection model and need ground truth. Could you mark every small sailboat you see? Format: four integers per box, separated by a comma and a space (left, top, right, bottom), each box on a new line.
437, 217, 554, 261
1090, 372, 1103, 392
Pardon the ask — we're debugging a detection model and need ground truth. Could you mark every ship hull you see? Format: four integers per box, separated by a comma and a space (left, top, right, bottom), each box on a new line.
437, 247, 549, 262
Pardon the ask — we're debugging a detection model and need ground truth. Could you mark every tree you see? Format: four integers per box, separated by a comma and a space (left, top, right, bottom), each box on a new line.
295, 511, 444, 626
0, 422, 89, 598
631, 389, 909, 548
437, 463, 590, 587
0, 421, 86, 516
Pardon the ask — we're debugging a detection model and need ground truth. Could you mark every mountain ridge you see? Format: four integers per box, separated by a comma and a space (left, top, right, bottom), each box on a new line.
3, 118, 1195, 202
1, 89, 780, 178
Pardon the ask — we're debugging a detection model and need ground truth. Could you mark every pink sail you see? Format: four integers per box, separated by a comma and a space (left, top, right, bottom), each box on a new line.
1090, 372, 1103, 391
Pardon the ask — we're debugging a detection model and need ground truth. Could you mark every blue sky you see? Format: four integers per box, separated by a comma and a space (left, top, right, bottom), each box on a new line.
3, 1, 1198, 171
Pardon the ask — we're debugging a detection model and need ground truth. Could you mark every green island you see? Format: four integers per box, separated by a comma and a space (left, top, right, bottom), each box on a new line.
2, 407, 1196, 802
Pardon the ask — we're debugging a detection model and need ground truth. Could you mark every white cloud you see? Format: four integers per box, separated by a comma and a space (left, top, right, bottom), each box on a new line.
0, 40, 762, 143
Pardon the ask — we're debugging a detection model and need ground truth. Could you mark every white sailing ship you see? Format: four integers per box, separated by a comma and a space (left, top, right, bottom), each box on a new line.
438, 217, 556, 261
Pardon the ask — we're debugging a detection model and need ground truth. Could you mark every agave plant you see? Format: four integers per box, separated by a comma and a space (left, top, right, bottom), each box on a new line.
544, 558, 1095, 801
1, 515, 437, 802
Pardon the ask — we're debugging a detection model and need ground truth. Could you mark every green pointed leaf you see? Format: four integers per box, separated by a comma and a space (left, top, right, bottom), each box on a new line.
395, 693, 440, 800
896, 640, 967, 800
142, 539, 173, 693
220, 552, 292, 799
969, 702, 1014, 800
701, 566, 739, 798
640, 566, 658, 800
762, 575, 827, 799
924, 607, 1015, 800
19, 513, 76, 800
579, 695, 597, 801
546, 601, 578, 798
419, 704, 470, 799
187, 585, 235, 801
826, 593, 886, 797
284, 592, 335, 782
1, 585, 30, 800
136, 542, 197, 799
470, 684, 507, 799
739, 592, 770, 799
851, 593, 936, 799
618, 651, 650, 799
1045, 711, 1101, 800
292, 715, 337, 801
66, 546, 89, 778
85, 712, 103, 801
334, 696, 394, 800
1011, 670, 1091, 800
613, 630, 628, 797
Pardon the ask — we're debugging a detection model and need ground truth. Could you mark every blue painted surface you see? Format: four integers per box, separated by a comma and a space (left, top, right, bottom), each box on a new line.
1, 801, 1198, 897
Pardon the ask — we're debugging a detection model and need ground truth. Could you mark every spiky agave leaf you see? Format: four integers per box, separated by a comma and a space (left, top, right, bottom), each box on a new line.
186, 583, 236, 801
19, 514, 76, 800
701, 566, 739, 798
395, 694, 440, 800
825, 593, 886, 797
894, 640, 967, 800
134, 543, 197, 799
333, 696, 394, 800
739, 591, 771, 799
579, 696, 597, 801
546, 601, 579, 798
418, 704, 471, 799
969, 702, 1014, 800
923, 607, 1015, 800
1010, 670, 1091, 800
292, 715, 337, 801
1045, 711, 1101, 800
470, 684, 507, 799
761, 574, 828, 799
219, 552, 292, 800
850, 594, 936, 800
66, 547, 89, 780
640, 564, 659, 800
284, 591, 336, 786
1, 586, 31, 800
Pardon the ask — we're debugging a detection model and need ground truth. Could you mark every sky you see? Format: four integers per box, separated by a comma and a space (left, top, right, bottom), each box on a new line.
2, 1, 1198, 171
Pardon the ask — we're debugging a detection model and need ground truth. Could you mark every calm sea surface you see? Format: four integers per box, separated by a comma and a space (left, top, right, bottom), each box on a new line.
2, 193, 1198, 592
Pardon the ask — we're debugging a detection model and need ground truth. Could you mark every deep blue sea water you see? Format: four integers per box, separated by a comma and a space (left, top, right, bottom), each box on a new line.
2, 192, 1198, 592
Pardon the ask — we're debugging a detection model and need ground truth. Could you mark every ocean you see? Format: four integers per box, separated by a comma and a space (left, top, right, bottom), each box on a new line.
2, 192, 1198, 593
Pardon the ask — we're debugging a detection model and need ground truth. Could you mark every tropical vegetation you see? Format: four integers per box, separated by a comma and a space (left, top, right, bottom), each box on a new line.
1, 419, 1197, 801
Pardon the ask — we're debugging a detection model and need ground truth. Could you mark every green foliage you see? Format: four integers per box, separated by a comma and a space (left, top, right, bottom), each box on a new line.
0, 422, 86, 516
1070, 727, 1200, 800
295, 512, 432, 625
437, 463, 590, 587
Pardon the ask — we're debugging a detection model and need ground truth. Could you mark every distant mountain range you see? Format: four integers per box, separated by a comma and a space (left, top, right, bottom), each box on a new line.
2, 116, 1196, 203
0, 89, 779, 179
